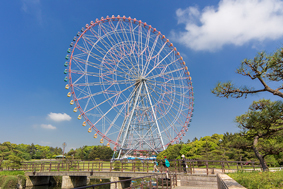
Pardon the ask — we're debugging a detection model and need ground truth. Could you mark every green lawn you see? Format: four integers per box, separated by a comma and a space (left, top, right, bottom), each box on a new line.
0, 171, 25, 176
228, 171, 283, 189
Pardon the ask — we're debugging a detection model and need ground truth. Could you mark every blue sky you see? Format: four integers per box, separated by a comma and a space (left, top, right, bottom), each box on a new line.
1, 0, 283, 152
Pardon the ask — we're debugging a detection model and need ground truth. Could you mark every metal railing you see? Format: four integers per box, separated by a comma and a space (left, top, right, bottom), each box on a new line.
74, 173, 177, 189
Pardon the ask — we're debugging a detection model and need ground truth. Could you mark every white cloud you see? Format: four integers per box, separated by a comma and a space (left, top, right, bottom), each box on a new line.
41, 124, 56, 130
21, 0, 43, 25
171, 0, 283, 51
48, 112, 72, 122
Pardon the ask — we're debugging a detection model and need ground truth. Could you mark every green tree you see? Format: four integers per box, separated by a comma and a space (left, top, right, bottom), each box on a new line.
235, 99, 283, 171
157, 144, 182, 160
212, 49, 283, 98
2, 155, 22, 170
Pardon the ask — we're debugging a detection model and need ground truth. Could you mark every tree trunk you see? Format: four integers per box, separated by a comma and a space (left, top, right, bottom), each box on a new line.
253, 136, 269, 171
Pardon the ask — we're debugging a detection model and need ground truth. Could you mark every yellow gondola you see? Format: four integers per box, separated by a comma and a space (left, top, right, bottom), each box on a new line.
100, 138, 103, 143
78, 114, 82, 120
82, 121, 86, 126
94, 133, 97, 138
67, 92, 71, 97
88, 128, 92, 133
65, 84, 69, 89
73, 107, 77, 112
70, 100, 74, 105
107, 143, 110, 147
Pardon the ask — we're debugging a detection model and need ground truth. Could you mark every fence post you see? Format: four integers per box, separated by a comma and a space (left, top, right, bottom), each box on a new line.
169, 174, 172, 189
174, 160, 177, 173
252, 162, 255, 171
156, 175, 159, 189
206, 161, 208, 175
166, 174, 169, 188
161, 174, 164, 189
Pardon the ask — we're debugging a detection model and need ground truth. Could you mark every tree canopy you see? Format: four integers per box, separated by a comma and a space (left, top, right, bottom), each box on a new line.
212, 49, 283, 98
235, 99, 283, 171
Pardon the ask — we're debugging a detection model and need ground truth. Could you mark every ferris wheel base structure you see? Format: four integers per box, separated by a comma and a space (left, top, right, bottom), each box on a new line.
63, 15, 194, 159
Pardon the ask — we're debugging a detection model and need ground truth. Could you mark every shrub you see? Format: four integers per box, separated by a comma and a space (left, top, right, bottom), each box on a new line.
228, 171, 283, 189
1, 175, 17, 189
0, 175, 6, 186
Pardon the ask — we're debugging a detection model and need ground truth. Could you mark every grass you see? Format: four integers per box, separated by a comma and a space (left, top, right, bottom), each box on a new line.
228, 171, 283, 189
0, 170, 25, 176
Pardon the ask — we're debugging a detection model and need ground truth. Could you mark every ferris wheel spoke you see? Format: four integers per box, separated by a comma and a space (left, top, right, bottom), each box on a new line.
75, 44, 104, 63
76, 83, 116, 101
81, 35, 108, 56
148, 82, 192, 104
118, 21, 140, 72
147, 67, 184, 80
105, 46, 138, 77
89, 26, 114, 51
147, 80, 189, 100
84, 82, 136, 114
109, 23, 140, 75
118, 82, 143, 157
98, 23, 138, 75
144, 50, 175, 77
147, 81, 186, 91
73, 79, 135, 87
143, 82, 165, 150
142, 34, 159, 76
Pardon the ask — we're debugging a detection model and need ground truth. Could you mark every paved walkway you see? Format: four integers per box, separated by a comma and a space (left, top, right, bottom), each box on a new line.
175, 187, 214, 189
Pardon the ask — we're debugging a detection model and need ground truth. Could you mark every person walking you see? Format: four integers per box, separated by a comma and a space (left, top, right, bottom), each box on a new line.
153, 160, 159, 172
162, 156, 170, 172
181, 154, 187, 173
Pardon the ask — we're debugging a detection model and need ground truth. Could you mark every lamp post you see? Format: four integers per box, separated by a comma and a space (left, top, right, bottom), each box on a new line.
62, 142, 67, 160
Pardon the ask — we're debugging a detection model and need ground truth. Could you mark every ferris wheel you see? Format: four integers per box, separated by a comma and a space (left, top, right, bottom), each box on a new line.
63, 15, 194, 158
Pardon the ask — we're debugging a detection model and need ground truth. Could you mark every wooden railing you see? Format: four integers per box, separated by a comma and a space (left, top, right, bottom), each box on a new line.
11, 159, 260, 175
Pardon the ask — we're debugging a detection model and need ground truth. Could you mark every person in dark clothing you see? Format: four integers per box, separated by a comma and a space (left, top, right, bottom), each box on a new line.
181, 154, 187, 173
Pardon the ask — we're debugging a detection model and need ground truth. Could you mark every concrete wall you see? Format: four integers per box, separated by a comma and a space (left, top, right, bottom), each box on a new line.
26, 176, 50, 187
110, 177, 131, 189
217, 174, 246, 189
177, 174, 218, 188
61, 176, 88, 188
